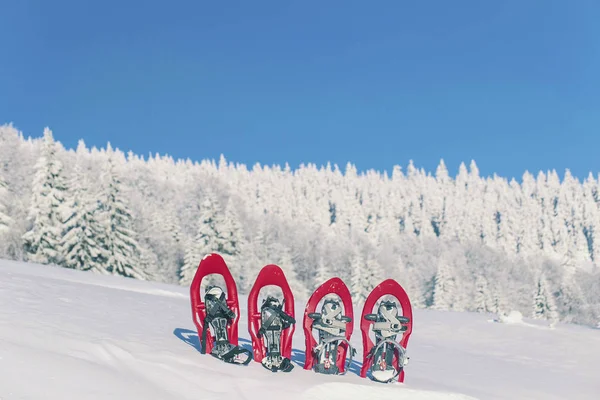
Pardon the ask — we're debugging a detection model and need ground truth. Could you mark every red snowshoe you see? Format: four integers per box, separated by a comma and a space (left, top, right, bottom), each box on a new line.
303, 277, 355, 375
189, 253, 252, 365
360, 279, 413, 383
248, 264, 296, 372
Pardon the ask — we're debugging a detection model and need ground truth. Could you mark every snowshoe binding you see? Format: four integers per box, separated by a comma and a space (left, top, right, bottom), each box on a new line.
364, 300, 410, 383
308, 298, 356, 375
200, 286, 252, 365
257, 296, 296, 372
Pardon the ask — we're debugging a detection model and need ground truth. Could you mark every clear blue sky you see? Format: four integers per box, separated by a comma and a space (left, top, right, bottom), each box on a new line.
1, 0, 599, 180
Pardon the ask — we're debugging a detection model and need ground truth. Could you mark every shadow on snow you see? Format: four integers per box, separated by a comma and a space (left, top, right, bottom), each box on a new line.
173, 327, 363, 376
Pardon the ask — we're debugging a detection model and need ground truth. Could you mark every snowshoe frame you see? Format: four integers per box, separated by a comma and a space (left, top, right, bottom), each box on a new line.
190, 253, 240, 355
248, 264, 296, 367
303, 277, 354, 373
360, 279, 413, 382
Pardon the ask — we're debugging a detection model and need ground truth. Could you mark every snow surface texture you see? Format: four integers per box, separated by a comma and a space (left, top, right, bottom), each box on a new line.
1, 260, 599, 399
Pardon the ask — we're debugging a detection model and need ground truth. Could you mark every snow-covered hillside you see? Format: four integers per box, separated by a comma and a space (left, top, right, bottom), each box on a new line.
3, 124, 600, 329
1, 260, 598, 399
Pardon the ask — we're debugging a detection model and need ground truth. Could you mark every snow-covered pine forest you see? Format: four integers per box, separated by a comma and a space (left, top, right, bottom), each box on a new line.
1, 124, 599, 327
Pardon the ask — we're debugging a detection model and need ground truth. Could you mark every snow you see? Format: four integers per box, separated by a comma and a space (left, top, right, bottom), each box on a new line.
1, 260, 599, 399
497, 310, 524, 324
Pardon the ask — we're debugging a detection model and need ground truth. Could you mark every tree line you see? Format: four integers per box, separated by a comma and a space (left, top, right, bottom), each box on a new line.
0, 124, 598, 328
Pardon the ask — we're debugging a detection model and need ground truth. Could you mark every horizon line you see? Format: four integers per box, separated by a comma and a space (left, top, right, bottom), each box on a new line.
3, 122, 599, 184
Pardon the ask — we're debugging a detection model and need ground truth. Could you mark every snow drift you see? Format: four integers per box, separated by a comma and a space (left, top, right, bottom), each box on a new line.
1, 259, 598, 399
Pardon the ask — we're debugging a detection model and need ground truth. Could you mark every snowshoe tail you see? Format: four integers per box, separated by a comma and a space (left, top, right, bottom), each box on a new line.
367, 339, 406, 383
220, 345, 253, 365
262, 356, 294, 372
279, 357, 294, 372
312, 336, 356, 376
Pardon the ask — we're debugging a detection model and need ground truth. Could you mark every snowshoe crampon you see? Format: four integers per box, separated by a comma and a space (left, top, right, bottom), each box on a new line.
190, 253, 252, 366
248, 264, 296, 373
303, 277, 355, 375
360, 279, 413, 383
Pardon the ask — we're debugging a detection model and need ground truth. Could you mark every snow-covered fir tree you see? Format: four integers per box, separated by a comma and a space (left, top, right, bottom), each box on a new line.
219, 198, 251, 291
555, 251, 588, 323
532, 274, 559, 327
22, 128, 67, 265
143, 208, 184, 283
532, 276, 548, 319
251, 218, 269, 263
313, 256, 330, 290
97, 147, 147, 280
350, 246, 367, 304
180, 236, 202, 286
431, 261, 456, 310
474, 273, 492, 313
400, 269, 425, 309
394, 253, 425, 308
273, 242, 308, 299
363, 253, 384, 297
179, 190, 228, 285
138, 246, 161, 279
0, 173, 11, 234
59, 142, 108, 274
490, 286, 508, 316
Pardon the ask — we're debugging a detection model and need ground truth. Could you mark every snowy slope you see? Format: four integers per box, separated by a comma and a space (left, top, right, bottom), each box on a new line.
0, 260, 598, 400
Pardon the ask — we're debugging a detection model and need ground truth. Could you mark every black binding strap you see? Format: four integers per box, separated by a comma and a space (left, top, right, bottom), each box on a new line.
200, 286, 253, 365
220, 346, 253, 365
258, 297, 296, 372
257, 311, 278, 338
200, 295, 229, 355
258, 301, 295, 338
200, 315, 210, 354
